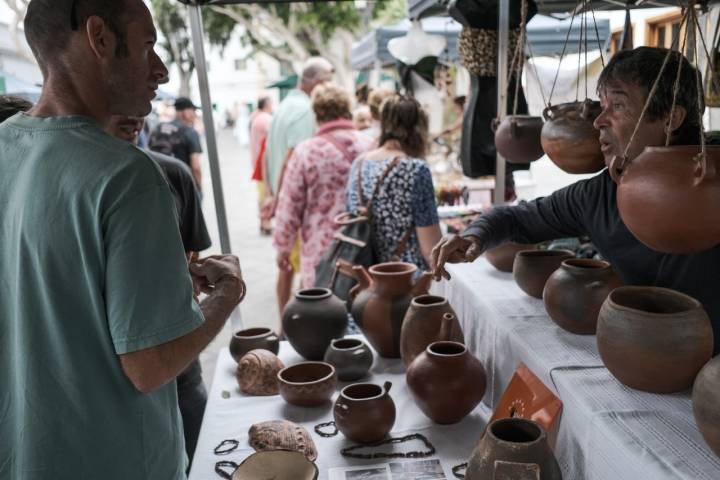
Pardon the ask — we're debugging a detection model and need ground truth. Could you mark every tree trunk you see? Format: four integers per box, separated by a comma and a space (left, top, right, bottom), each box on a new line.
178, 71, 193, 98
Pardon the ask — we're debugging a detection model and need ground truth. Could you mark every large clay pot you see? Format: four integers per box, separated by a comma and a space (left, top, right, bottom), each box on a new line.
236, 349, 284, 396
277, 362, 337, 407
541, 99, 605, 174
401, 296, 463, 367
350, 262, 432, 358
282, 288, 348, 360
692, 356, 720, 458
466, 418, 562, 480
513, 250, 574, 299
484, 242, 537, 272
597, 286, 713, 393
612, 145, 720, 254
406, 341, 487, 424
492, 115, 545, 164
334, 381, 396, 444
543, 259, 623, 335
323, 338, 374, 381
230, 327, 280, 363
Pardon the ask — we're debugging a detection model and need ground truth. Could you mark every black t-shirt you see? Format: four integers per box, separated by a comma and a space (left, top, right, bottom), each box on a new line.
149, 120, 202, 168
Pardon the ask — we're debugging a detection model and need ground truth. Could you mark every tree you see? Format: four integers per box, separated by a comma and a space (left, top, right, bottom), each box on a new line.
2, 0, 33, 63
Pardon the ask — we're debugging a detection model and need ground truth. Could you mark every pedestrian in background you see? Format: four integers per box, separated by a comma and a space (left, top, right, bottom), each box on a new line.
249, 96, 274, 235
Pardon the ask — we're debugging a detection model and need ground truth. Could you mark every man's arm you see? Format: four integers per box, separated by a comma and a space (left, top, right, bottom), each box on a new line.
190, 153, 203, 191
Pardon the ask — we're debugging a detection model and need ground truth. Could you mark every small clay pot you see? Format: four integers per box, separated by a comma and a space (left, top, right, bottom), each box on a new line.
236, 349, 284, 396
513, 250, 574, 299
484, 242, 537, 273
597, 286, 714, 393
692, 356, 720, 458
334, 381, 396, 444
248, 420, 318, 461
543, 259, 623, 335
230, 327, 280, 363
282, 288, 348, 360
492, 115, 545, 164
323, 338, 374, 382
215, 450, 318, 480
400, 295, 463, 368
277, 362, 337, 407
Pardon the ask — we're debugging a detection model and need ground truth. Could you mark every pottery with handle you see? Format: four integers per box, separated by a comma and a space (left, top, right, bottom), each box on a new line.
334, 381, 396, 444
400, 295, 464, 368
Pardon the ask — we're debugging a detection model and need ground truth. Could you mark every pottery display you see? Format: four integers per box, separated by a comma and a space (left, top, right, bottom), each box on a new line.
282, 288, 348, 360
230, 327, 280, 363
323, 338, 374, 382
466, 418, 562, 480
400, 295, 464, 367
597, 286, 713, 393
513, 250, 574, 299
541, 99, 605, 174
248, 420, 318, 461
492, 115, 545, 163
612, 145, 720, 254
484, 242, 537, 273
543, 259, 622, 335
334, 381, 396, 444
406, 341, 487, 424
236, 349, 284, 396
215, 450, 318, 480
277, 362, 337, 407
692, 356, 720, 458
350, 262, 432, 358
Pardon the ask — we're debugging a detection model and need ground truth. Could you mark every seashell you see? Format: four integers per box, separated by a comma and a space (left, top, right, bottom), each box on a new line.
236, 349, 284, 396
248, 420, 318, 462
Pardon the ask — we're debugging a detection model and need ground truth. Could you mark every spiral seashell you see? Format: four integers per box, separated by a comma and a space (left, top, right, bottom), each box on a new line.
236, 349, 284, 396
248, 420, 318, 462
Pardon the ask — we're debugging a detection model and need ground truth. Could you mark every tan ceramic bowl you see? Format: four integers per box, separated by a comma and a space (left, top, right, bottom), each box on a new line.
277, 362, 337, 407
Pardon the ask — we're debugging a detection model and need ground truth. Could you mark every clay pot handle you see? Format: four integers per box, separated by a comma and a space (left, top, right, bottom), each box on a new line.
491, 118, 500, 133
493, 460, 541, 480
382, 381, 392, 395
694, 151, 717, 186
215, 460, 239, 480
542, 105, 553, 121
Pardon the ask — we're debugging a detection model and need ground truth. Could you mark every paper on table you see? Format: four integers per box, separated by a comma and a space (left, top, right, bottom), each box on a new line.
328, 459, 447, 480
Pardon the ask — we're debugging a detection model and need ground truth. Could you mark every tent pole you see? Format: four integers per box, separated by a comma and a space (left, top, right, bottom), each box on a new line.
494, 0, 509, 204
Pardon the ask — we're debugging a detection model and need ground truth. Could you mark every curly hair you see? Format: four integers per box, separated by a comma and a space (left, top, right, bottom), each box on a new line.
378, 95, 429, 158
311, 84, 352, 123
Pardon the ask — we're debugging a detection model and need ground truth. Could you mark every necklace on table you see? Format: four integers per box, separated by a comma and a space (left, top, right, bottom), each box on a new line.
340, 433, 436, 459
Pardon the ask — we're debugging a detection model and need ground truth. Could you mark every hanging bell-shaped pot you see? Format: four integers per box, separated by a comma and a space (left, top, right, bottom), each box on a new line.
492, 115, 545, 164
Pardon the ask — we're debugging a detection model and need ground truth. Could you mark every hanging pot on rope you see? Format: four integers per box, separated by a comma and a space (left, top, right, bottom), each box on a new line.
492, 115, 545, 163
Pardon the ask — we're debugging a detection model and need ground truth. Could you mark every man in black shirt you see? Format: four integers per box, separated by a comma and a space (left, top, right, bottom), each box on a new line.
431, 47, 720, 354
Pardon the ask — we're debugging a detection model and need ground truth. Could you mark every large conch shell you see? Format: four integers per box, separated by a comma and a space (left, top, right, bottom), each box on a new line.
236, 349, 284, 396
248, 420, 318, 461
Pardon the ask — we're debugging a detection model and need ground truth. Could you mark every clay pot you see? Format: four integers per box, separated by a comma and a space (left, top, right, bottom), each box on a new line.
334, 381, 396, 444
248, 420, 318, 461
597, 286, 713, 393
492, 115, 545, 164
215, 450, 318, 480
466, 418, 562, 480
406, 341, 487, 424
541, 99, 605, 174
543, 259, 623, 335
692, 356, 720, 458
282, 288, 348, 360
612, 145, 720, 254
513, 250, 574, 299
323, 338, 373, 382
277, 362, 337, 407
400, 295, 464, 367
484, 242, 537, 273
230, 327, 280, 363
236, 349, 284, 396
350, 262, 433, 358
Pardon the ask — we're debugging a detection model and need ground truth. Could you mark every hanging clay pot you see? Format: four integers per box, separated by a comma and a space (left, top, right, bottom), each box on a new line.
513, 250, 574, 299
236, 349, 285, 396
492, 115, 545, 164
277, 362, 337, 407
248, 420, 318, 461
323, 338, 374, 382
541, 99, 605, 174
230, 327, 280, 363
334, 382, 396, 444
611, 146, 720, 254
597, 286, 713, 393
484, 242, 537, 273
282, 288, 348, 360
406, 341, 487, 424
692, 356, 720, 458
400, 296, 464, 368
349, 262, 432, 358
543, 259, 623, 335
466, 418, 562, 480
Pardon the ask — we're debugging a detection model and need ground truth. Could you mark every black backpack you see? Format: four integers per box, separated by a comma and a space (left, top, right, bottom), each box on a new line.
148, 122, 182, 158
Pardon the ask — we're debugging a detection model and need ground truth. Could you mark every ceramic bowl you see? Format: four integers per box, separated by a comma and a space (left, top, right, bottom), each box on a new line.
277, 362, 337, 407
216, 450, 318, 480
230, 327, 280, 363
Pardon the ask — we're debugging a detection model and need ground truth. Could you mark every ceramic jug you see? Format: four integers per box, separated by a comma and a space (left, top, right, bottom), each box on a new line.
400, 296, 464, 367
334, 381, 396, 444
492, 115, 545, 164
692, 356, 720, 458
282, 288, 348, 360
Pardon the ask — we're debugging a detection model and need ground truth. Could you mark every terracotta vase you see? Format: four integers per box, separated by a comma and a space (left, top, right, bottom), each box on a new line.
406, 341, 487, 424
230, 327, 280, 363
400, 295, 464, 367
215, 451, 318, 480
236, 349, 284, 396
323, 338, 374, 382
692, 356, 720, 458
492, 115, 545, 164
334, 381, 396, 444
597, 286, 713, 393
277, 361, 337, 407
282, 288, 348, 360
466, 418, 562, 480
248, 420, 318, 461
543, 259, 623, 335
513, 250, 574, 299
541, 99, 605, 174
485, 242, 537, 273
350, 262, 433, 358
612, 145, 720, 254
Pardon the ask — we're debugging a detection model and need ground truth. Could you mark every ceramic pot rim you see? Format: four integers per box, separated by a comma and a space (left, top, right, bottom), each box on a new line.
340, 383, 385, 401
368, 262, 417, 276
277, 362, 336, 385
606, 286, 702, 317
516, 249, 574, 258
295, 288, 332, 300
234, 327, 273, 339
331, 338, 364, 350
232, 450, 318, 479
561, 258, 611, 271
411, 294, 448, 307
427, 340, 466, 357
487, 418, 545, 447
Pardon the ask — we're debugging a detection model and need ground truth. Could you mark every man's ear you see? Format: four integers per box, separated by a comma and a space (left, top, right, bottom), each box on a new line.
85, 16, 116, 60
666, 105, 687, 133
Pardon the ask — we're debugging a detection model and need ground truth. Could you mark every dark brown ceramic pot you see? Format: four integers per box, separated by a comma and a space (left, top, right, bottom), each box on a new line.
484, 242, 537, 273
542, 259, 623, 335
323, 338, 374, 382
692, 356, 720, 458
513, 250, 574, 299
334, 381, 396, 444
597, 286, 713, 393
466, 418, 562, 480
215, 450, 318, 480
541, 99, 605, 174
230, 327, 280, 363
492, 115, 545, 164
612, 145, 720, 254
350, 262, 432, 358
401, 296, 463, 368
236, 349, 284, 396
406, 341, 487, 424
282, 288, 348, 360
277, 362, 337, 407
